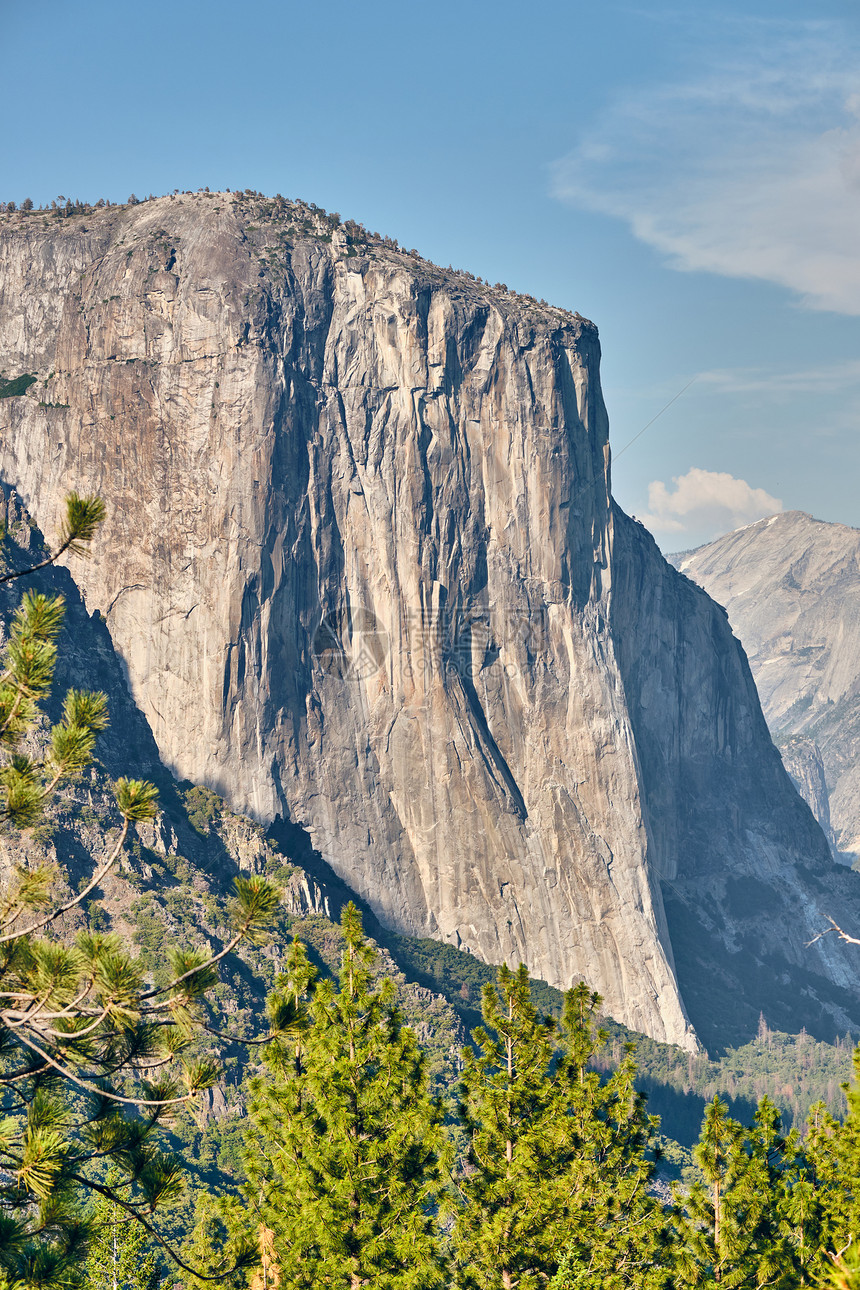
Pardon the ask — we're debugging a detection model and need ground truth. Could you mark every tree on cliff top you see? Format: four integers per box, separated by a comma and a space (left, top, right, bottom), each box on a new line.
0, 495, 278, 1290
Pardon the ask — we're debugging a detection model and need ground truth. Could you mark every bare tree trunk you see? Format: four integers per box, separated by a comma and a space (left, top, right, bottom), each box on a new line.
714, 1177, 721, 1282
502, 1002, 514, 1285
506, 1004, 514, 1164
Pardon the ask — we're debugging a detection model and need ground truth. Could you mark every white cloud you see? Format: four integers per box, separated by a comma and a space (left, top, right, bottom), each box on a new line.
639, 467, 782, 536
551, 19, 860, 314
698, 358, 860, 396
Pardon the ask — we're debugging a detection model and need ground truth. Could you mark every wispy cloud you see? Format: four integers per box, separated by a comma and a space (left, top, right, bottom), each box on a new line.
639, 467, 782, 536
698, 358, 860, 396
552, 18, 860, 314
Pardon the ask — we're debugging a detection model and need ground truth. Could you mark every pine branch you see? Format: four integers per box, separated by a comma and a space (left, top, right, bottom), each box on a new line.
66, 1170, 259, 1282
10, 1030, 199, 1108
0, 819, 129, 946
0, 493, 106, 584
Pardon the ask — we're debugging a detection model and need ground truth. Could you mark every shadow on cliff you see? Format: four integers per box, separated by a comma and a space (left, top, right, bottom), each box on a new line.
0, 484, 160, 774
609, 504, 860, 1052
267, 810, 384, 932
0, 484, 249, 888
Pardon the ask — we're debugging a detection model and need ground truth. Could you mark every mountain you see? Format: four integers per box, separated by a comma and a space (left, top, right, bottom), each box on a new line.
670, 511, 860, 866
1, 192, 859, 1051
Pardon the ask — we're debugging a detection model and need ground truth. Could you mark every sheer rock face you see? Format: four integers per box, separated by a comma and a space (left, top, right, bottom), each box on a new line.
0, 196, 856, 1050
672, 512, 860, 865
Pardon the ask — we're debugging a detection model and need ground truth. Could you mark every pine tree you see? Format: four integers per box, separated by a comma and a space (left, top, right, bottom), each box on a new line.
674, 1095, 805, 1288
239, 904, 449, 1290
455, 972, 669, 1290
549, 984, 671, 1289
805, 1047, 860, 1283
84, 1188, 159, 1290
183, 1194, 255, 1290
674, 1095, 743, 1285
834, 1048, 860, 1242
454, 963, 560, 1290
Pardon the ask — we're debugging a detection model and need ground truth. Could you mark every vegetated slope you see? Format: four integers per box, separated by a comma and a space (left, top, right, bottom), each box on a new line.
670, 512, 860, 866
0, 194, 857, 1051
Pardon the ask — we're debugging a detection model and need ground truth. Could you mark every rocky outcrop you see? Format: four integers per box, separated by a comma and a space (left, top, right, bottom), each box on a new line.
1, 194, 858, 1050
670, 512, 860, 865
778, 736, 837, 852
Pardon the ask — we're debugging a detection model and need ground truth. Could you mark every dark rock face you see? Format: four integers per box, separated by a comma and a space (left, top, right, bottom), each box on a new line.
1, 195, 858, 1050
0, 484, 162, 782
616, 514, 860, 1049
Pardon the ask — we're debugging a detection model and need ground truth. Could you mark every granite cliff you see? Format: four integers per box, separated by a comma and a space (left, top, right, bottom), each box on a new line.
671, 511, 860, 865
1, 193, 858, 1050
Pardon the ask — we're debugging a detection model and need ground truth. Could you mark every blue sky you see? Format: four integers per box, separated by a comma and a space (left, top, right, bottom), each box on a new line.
6, 0, 860, 550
